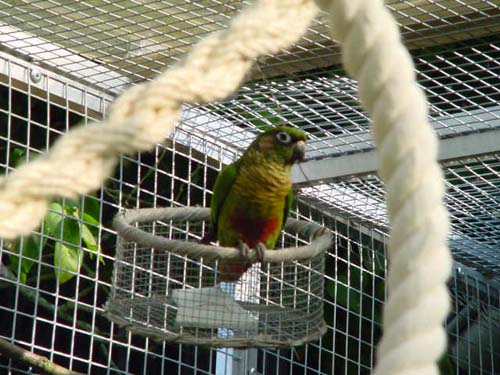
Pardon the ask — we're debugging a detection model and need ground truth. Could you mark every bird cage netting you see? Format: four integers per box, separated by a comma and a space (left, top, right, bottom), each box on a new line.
0, 0, 499, 374
105, 207, 331, 347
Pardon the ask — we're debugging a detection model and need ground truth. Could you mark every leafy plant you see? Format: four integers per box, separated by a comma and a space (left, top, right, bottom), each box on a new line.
7, 148, 102, 285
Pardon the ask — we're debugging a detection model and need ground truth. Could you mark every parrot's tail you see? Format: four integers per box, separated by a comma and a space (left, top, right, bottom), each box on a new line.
218, 259, 252, 282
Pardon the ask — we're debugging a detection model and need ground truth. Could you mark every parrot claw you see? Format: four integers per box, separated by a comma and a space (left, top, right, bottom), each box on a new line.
236, 241, 266, 263
236, 241, 251, 258
254, 242, 267, 263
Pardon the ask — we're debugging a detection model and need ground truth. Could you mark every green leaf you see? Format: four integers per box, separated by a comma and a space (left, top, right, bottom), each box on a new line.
10, 148, 26, 168
349, 266, 361, 289
82, 195, 101, 221
438, 353, 455, 375
81, 212, 103, 263
82, 212, 100, 227
333, 271, 362, 314
347, 288, 361, 314
8, 235, 42, 284
81, 222, 98, 252
325, 280, 335, 299
54, 242, 83, 285
61, 214, 82, 246
53, 212, 82, 284
9, 147, 41, 168
43, 201, 64, 237
335, 279, 348, 307
64, 198, 81, 212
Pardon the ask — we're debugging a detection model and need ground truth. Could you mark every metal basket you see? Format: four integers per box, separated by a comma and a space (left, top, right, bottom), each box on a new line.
105, 207, 331, 348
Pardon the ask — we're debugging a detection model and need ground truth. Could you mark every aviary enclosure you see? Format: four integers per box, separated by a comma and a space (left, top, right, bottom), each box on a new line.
0, 1, 499, 374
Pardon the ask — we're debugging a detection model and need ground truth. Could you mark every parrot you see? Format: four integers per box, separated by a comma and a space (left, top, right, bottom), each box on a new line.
205, 126, 307, 282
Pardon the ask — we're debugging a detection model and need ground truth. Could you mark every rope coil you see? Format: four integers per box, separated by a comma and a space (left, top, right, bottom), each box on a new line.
113, 207, 332, 263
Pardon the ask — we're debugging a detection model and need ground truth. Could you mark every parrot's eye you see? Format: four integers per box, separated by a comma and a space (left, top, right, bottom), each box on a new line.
276, 131, 292, 144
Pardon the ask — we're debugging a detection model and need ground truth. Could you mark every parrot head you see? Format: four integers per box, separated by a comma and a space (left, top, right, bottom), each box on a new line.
246, 126, 308, 165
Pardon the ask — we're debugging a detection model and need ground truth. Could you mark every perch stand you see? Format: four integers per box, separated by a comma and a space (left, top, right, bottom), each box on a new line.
105, 207, 332, 348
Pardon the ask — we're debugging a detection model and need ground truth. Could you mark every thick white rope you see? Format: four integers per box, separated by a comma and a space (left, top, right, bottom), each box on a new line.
314, 1, 452, 374
0, 0, 452, 373
0, 0, 318, 239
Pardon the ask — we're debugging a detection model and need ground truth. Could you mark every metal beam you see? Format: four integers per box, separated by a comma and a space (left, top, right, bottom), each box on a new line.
0, 50, 116, 114
292, 127, 500, 187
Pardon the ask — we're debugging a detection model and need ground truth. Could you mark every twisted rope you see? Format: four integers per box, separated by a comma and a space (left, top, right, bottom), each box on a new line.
314, 1, 452, 374
0, 0, 318, 239
113, 207, 331, 262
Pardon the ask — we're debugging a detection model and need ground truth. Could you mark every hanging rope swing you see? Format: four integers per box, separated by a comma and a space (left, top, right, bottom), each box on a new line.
0, 0, 452, 373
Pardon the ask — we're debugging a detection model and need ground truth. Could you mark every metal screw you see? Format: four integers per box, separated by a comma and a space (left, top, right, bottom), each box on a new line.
248, 368, 257, 375
30, 68, 42, 83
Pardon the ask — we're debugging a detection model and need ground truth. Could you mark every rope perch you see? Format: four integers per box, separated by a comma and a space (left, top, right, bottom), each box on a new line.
113, 207, 331, 263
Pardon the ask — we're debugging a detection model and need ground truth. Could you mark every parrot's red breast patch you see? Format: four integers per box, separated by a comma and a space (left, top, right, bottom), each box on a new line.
229, 214, 280, 248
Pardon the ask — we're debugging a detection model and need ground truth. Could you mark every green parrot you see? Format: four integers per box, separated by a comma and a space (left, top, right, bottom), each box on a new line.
206, 126, 307, 282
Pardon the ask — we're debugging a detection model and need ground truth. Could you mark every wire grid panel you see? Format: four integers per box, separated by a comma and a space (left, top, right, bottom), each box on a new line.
106, 209, 328, 348
178, 35, 499, 161
299, 152, 500, 281
0, 54, 222, 374
253, 206, 387, 375
0, 0, 497, 91
448, 265, 500, 375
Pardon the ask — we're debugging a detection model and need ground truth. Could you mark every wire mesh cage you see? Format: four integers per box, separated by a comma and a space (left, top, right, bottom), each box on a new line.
105, 207, 331, 348
0, 0, 499, 374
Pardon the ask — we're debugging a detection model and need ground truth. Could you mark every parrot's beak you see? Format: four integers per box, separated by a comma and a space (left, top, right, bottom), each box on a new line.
291, 140, 306, 163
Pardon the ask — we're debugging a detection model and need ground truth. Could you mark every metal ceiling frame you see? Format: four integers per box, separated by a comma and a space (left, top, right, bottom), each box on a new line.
292, 123, 500, 186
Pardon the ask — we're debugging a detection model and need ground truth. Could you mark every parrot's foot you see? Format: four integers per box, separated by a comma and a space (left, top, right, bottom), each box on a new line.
236, 241, 251, 258
235, 241, 267, 263
254, 242, 267, 263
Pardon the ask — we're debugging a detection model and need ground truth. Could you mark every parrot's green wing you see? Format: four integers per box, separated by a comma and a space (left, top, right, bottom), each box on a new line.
210, 162, 239, 235
282, 188, 293, 230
